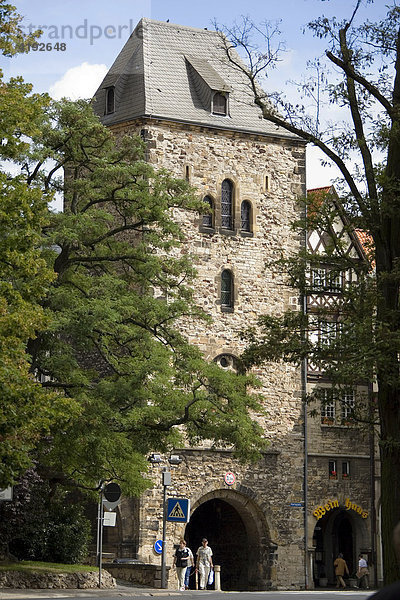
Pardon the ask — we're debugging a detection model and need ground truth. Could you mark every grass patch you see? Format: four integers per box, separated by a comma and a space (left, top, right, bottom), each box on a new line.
0, 561, 94, 574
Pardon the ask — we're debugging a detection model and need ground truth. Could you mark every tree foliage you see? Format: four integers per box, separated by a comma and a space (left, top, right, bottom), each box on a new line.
23, 99, 264, 497
0, 467, 91, 563
0, 0, 40, 57
0, 4, 75, 489
1, 3, 265, 497
220, 0, 400, 584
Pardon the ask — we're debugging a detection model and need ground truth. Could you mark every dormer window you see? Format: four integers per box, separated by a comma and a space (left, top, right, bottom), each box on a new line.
105, 87, 115, 114
212, 92, 227, 116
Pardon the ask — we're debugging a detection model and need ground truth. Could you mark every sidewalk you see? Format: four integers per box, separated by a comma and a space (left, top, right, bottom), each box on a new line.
0, 583, 166, 599
0, 587, 374, 599
0, 582, 215, 600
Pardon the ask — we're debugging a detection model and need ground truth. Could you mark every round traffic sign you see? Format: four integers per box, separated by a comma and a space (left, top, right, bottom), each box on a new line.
154, 540, 163, 554
224, 471, 236, 486
104, 482, 122, 502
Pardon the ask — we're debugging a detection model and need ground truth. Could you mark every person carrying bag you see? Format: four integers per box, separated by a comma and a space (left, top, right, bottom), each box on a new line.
173, 539, 190, 591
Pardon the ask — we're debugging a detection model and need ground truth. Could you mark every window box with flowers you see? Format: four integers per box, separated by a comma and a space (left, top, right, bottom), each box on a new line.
329, 471, 337, 480
321, 417, 334, 425
342, 473, 351, 480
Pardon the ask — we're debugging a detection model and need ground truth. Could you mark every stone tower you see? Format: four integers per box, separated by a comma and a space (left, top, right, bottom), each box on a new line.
93, 18, 309, 590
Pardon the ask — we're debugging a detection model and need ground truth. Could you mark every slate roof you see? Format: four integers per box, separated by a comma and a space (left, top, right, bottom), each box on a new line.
92, 18, 299, 140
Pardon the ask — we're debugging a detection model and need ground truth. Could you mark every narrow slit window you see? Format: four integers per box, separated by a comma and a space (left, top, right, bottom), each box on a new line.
241, 201, 251, 232
105, 87, 115, 114
221, 270, 233, 309
202, 196, 214, 228
221, 179, 233, 229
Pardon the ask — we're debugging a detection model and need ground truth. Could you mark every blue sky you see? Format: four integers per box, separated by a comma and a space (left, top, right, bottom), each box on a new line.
1, 0, 390, 189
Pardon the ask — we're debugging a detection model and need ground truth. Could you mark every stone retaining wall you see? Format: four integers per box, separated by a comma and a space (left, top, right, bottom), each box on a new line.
105, 563, 170, 588
0, 569, 116, 589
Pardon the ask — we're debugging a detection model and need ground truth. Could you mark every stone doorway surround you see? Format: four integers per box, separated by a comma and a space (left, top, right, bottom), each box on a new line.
312, 507, 370, 586
183, 486, 275, 591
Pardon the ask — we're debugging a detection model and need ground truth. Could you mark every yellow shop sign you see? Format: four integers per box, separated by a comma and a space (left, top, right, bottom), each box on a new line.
313, 498, 368, 520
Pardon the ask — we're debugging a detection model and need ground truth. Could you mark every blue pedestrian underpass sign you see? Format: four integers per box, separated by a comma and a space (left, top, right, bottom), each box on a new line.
154, 539, 163, 554
167, 497, 190, 522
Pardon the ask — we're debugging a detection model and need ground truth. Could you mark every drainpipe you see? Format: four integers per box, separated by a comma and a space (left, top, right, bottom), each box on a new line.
368, 382, 378, 587
302, 194, 309, 590
302, 292, 309, 590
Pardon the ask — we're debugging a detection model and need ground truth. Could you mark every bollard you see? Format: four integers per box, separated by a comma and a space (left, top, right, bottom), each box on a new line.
214, 565, 221, 591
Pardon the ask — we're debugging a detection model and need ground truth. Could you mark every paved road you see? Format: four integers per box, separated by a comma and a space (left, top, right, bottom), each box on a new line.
0, 586, 376, 600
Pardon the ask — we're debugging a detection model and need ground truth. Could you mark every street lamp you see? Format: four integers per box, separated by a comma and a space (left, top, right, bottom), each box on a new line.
161, 468, 171, 588
149, 453, 182, 589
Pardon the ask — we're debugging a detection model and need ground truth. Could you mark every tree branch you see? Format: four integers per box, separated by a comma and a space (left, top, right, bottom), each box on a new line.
326, 50, 393, 118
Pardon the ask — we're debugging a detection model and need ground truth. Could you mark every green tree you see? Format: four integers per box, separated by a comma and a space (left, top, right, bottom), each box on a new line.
0, 3, 264, 497
0, 3, 76, 489
0, 0, 40, 57
0, 467, 91, 563
24, 98, 265, 497
220, 0, 400, 583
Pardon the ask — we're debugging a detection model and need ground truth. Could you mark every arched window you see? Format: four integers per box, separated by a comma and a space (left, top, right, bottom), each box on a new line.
241, 200, 251, 232
105, 87, 115, 114
212, 92, 227, 116
202, 196, 214, 228
221, 269, 233, 309
221, 179, 233, 229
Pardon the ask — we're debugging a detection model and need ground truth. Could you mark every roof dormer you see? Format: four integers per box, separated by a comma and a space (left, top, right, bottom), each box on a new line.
185, 55, 231, 116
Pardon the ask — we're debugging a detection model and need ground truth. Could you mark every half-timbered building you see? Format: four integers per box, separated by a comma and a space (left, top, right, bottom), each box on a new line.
305, 186, 380, 587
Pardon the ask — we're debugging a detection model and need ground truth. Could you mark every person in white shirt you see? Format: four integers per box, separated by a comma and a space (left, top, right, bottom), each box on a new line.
184, 547, 195, 589
358, 553, 369, 589
196, 538, 213, 589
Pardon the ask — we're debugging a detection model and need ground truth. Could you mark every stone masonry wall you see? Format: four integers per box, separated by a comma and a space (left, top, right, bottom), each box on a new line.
111, 118, 307, 589
0, 570, 115, 589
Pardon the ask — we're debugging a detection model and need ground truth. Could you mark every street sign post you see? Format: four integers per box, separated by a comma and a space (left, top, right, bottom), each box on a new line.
161, 469, 172, 589
97, 482, 122, 588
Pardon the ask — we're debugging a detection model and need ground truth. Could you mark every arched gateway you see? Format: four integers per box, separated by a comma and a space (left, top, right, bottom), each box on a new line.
312, 504, 371, 586
184, 487, 274, 591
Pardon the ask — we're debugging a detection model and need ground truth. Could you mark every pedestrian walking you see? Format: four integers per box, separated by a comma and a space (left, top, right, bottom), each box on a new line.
184, 546, 195, 589
357, 553, 369, 589
173, 539, 191, 590
334, 553, 349, 588
196, 538, 213, 589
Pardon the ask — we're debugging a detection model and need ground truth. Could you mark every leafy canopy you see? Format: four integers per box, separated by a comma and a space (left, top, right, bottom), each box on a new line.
25, 99, 265, 496
0, 4, 77, 489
